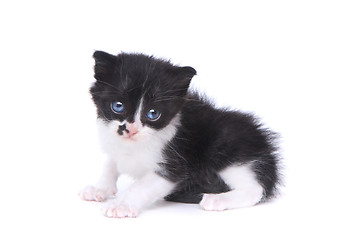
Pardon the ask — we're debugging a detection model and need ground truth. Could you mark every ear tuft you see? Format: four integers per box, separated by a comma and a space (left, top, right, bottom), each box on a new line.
93, 51, 117, 81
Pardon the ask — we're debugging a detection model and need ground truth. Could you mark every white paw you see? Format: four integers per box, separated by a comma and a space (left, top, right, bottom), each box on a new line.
101, 202, 139, 218
78, 185, 116, 202
199, 194, 228, 211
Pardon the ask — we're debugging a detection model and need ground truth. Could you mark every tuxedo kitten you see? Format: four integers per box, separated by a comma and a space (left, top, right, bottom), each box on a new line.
79, 51, 281, 218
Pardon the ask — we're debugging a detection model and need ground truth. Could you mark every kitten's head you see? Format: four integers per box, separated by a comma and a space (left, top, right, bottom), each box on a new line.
90, 51, 196, 142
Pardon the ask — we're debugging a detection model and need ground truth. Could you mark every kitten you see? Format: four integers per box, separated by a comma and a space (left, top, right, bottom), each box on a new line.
79, 51, 281, 218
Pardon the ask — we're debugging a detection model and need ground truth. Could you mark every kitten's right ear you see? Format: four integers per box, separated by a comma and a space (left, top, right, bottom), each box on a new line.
93, 51, 117, 82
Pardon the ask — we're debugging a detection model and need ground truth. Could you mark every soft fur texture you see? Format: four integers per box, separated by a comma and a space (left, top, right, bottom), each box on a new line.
79, 51, 281, 218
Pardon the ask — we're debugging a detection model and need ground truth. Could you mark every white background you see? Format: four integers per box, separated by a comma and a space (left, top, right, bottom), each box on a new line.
1, 0, 359, 239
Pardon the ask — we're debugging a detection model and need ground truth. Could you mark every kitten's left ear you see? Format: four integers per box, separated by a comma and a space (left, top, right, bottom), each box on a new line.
179, 66, 197, 80
172, 66, 197, 94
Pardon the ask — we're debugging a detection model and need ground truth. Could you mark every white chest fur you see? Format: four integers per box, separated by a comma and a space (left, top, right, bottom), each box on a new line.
96, 116, 179, 179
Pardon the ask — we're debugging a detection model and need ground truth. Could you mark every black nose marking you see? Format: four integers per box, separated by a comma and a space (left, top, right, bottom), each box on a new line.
117, 124, 130, 135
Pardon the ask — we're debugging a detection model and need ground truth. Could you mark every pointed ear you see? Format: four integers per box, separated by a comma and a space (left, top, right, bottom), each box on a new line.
172, 66, 197, 94
93, 51, 117, 82
179, 66, 197, 81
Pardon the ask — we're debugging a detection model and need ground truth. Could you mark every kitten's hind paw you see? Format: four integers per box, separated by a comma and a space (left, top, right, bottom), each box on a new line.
200, 194, 228, 211
78, 185, 115, 202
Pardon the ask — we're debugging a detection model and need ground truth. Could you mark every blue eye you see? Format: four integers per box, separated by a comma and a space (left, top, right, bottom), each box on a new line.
146, 109, 161, 121
111, 101, 125, 114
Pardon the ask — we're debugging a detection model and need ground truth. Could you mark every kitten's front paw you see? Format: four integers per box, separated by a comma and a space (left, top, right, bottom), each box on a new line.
101, 202, 139, 218
79, 185, 116, 202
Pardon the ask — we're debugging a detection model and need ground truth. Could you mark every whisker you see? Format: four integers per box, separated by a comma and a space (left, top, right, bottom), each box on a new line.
97, 80, 121, 91
97, 107, 111, 122
156, 88, 187, 96
167, 143, 189, 164
173, 136, 191, 142
153, 97, 180, 103
90, 91, 120, 98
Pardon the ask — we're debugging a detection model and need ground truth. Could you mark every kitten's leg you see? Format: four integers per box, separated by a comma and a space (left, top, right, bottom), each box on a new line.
102, 172, 175, 218
79, 160, 119, 202
200, 163, 263, 211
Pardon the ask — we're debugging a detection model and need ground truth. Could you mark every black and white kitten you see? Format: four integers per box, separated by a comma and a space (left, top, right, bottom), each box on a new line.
79, 51, 280, 218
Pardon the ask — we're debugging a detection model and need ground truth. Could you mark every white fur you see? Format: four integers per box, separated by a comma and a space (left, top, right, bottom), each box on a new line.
80, 103, 180, 217
96, 114, 180, 178
200, 163, 263, 211
134, 99, 143, 123
102, 172, 175, 218
79, 160, 118, 202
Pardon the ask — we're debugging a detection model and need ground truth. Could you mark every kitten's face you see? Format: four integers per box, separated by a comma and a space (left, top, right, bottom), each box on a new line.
90, 51, 196, 142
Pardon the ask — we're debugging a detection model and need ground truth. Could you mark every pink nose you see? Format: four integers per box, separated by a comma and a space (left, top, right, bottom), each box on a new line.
126, 124, 138, 137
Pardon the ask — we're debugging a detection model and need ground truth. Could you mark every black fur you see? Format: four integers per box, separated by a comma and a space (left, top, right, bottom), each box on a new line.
90, 51, 281, 204
90, 51, 195, 130
162, 94, 280, 203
